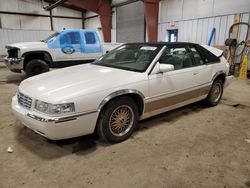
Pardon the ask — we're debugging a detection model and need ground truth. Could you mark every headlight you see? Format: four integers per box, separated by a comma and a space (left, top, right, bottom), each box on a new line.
35, 100, 75, 115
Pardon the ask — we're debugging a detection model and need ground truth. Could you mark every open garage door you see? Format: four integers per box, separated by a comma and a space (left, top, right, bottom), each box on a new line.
116, 1, 145, 43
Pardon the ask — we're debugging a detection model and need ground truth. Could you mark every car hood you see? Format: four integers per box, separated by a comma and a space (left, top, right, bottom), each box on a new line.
6, 42, 47, 50
19, 64, 146, 103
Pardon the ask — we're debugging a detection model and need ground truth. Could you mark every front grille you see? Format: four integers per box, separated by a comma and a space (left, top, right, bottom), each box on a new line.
7, 48, 18, 58
17, 92, 32, 109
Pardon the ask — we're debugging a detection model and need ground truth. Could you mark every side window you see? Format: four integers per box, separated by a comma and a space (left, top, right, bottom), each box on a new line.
159, 47, 193, 70
190, 47, 204, 66
60, 32, 80, 45
85, 32, 96, 44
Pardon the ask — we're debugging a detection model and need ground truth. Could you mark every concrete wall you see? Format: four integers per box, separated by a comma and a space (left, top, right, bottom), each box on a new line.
0, 0, 82, 55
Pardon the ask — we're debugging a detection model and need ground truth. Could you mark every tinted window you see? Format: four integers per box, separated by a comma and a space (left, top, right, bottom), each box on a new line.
159, 47, 193, 70
194, 44, 220, 63
94, 45, 160, 72
190, 47, 204, 66
85, 32, 96, 44
60, 32, 80, 45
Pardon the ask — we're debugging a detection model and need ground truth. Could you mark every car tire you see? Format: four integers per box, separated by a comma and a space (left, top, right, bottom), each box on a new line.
25, 59, 49, 77
96, 96, 139, 143
205, 79, 224, 106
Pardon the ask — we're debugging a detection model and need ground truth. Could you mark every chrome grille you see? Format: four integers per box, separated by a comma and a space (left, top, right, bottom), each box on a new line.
17, 92, 32, 109
7, 48, 18, 58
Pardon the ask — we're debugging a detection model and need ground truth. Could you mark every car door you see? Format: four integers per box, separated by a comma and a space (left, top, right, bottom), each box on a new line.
188, 45, 212, 86
56, 31, 84, 61
82, 31, 103, 60
146, 45, 210, 114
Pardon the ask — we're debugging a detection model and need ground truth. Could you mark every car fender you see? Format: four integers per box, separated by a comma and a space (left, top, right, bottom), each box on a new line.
98, 89, 145, 112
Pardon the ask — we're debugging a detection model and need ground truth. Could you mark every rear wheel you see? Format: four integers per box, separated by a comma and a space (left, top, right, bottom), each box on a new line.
96, 96, 139, 143
205, 79, 224, 106
25, 59, 49, 77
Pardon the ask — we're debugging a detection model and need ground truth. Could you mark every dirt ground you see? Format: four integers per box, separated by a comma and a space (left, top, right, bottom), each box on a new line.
0, 64, 250, 188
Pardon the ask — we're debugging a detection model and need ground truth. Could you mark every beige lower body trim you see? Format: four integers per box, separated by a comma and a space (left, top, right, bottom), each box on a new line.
142, 85, 211, 119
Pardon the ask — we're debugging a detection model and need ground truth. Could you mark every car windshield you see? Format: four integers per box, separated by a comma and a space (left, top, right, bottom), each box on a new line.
41, 32, 60, 43
93, 44, 161, 72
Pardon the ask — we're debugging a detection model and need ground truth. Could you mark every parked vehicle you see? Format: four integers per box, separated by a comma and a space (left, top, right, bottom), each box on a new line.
12, 42, 233, 143
4, 29, 120, 77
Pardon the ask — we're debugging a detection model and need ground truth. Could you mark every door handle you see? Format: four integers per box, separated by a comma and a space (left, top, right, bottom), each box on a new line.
193, 72, 199, 75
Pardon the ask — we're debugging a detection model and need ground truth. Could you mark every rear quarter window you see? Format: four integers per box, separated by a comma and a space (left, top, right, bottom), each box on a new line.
194, 44, 220, 64
85, 32, 96, 44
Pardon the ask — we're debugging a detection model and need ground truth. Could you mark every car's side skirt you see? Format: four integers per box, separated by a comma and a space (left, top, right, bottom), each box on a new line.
141, 84, 211, 120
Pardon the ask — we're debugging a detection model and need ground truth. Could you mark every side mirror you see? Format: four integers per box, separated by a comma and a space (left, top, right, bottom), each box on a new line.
159, 64, 174, 73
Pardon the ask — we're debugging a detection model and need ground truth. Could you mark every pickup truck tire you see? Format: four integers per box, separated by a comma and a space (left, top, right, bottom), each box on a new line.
205, 79, 224, 106
96, 96, 139, 143
25, 59, 49, 77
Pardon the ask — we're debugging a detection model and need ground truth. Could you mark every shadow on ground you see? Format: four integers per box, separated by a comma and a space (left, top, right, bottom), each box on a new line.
15, 101, 207, 160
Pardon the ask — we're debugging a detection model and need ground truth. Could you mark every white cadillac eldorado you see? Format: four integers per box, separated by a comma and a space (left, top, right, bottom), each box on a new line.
12, 42, 233, 143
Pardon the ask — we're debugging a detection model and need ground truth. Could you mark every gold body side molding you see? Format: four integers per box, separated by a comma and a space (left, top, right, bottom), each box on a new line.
144, 85, 211, 113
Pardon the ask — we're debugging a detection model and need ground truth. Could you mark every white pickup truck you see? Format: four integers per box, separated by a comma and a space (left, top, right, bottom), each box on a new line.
4, 29, 120, 77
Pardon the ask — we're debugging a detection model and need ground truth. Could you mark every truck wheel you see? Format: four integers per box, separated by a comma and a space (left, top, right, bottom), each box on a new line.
25, 59, 49, 77
96, 96, 139, 143
204, 79, 224, 106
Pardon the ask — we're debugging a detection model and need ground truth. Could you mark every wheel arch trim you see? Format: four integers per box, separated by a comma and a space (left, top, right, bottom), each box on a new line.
212, 71, 226, 82
98, 89, 146, 112
22, 51, 53, 68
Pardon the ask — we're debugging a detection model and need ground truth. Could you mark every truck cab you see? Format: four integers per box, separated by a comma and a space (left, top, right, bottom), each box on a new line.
4, 29, 120, 77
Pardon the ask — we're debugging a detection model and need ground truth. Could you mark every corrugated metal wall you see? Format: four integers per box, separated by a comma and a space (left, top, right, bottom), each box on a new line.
116, 1, 145, 43
159, 14, 250, 63
0, 0, 82, 55
175, 13, 250, 46
0, 29, 53, 55
158, 0, 250, 64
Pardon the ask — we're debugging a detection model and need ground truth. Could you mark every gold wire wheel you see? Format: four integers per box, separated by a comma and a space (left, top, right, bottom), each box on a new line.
109, 105, 134, 137
210, 82, 222, 103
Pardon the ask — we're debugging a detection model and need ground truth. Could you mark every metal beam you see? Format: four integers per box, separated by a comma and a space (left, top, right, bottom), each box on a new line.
82, 11, 85, 29
44, 0, 86, 12
144, 0, 159, 42
0, 11, 82, 20
43, 0, 69, 11
112, 0, 139, 8
68, 0, 112, 42
49, 9, 54, 31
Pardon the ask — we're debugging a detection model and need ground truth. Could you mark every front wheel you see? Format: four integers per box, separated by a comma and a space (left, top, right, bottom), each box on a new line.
25, 59, 49, 77
96, 96, 139, 143
205, 79, 224, 106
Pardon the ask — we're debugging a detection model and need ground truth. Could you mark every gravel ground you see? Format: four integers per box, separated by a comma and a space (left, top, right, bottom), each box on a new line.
0, 64, 250, 188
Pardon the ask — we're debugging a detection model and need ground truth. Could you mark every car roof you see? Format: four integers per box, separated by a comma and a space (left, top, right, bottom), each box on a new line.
122, 42, 220, 63
123, 42, 199, 47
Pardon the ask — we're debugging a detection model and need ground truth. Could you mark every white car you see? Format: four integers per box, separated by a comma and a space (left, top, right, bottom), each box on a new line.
12, 42, 233, 143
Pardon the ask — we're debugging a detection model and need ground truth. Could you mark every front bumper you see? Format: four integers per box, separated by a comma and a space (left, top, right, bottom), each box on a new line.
12, 95, 99, 140
4, 57, 24, 73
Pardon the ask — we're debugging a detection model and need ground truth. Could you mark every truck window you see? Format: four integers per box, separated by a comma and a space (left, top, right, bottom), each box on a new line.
85, 32, 96, 44
60, 32, 80, 45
